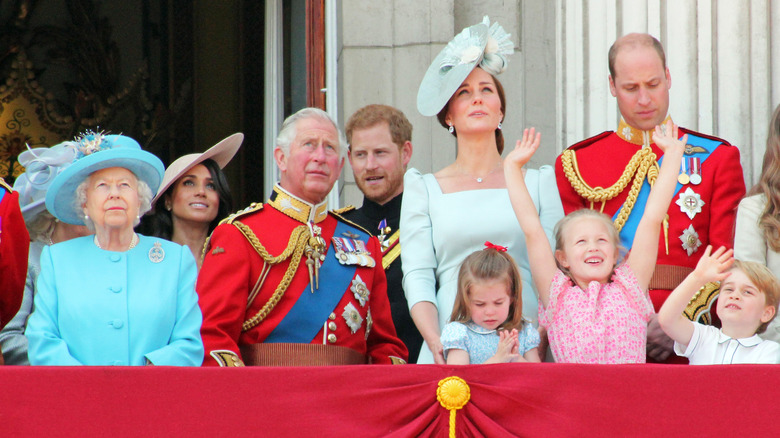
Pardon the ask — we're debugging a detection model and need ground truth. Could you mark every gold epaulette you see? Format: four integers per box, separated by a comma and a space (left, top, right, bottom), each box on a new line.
683, 281, 720, 325
332, 205, 356, 215
0, 177, 12, 192
330, 210, 373, 236
221, 202, 264, 225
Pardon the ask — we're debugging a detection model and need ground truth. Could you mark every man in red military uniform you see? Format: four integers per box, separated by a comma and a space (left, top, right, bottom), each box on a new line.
197, 107, 407, 366
555, 34, 745, 362
0, 178, 27, 344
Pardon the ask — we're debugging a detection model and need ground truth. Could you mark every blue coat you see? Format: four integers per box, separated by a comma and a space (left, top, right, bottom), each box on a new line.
26, 235, 204, 366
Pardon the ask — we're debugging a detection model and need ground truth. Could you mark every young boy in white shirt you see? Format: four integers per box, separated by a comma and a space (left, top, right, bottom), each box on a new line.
658, 246, 780, 364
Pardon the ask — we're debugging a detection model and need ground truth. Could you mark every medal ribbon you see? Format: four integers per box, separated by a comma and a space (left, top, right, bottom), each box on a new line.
264, 220, 364, 343
614, 133, 720, 250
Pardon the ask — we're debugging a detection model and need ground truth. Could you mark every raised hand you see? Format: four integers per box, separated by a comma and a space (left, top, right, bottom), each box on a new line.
652, 119, 687, 155
504, 128, 541, 172
692, 245, 734, 285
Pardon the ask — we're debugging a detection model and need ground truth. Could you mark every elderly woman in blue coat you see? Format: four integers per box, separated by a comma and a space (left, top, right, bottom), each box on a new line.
25, 132, 204, 366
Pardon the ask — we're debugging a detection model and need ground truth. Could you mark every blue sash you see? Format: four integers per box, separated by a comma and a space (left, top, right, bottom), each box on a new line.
614, 133, 721, 249
265, 220, 362, 343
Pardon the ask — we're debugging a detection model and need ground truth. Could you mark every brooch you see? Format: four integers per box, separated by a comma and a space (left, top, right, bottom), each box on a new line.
149, 241, 165, 263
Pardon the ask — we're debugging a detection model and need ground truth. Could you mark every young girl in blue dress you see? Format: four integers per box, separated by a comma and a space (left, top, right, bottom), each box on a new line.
441, 243, 541, 364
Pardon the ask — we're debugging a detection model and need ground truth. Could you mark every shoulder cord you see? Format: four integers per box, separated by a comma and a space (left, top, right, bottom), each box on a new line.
231, 221, 310, 331
561, 147, 659, 232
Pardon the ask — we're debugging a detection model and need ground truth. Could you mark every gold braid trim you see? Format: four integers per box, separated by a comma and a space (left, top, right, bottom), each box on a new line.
561, 147, 658, 232
231, 221, 310, 331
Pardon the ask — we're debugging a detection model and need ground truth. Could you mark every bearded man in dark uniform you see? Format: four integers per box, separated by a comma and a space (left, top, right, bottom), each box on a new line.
340, 104, 423, 363
555, 34, 745, 362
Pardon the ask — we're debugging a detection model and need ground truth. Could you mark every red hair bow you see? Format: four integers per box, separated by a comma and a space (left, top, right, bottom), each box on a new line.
484, 241, 507, 252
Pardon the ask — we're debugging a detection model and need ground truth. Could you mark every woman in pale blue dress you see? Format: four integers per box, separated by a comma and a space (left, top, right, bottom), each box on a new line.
401, 17, 563, 364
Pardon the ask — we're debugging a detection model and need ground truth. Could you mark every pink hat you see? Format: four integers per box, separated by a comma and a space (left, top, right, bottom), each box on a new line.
154, 133, 243, 203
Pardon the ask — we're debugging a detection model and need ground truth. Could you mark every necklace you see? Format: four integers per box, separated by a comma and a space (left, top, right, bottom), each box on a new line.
94, 233, 139, 251
456, 160, 502, 183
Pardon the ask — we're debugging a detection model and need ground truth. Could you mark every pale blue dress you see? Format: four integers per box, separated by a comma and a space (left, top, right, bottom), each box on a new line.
400, 166, 563, 364
441, 321, 541, 364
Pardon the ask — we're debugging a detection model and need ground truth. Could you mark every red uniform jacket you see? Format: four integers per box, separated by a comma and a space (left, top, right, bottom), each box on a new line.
0, 181, 27, 329
555, 126, 745, 310
197, 194, 408, 366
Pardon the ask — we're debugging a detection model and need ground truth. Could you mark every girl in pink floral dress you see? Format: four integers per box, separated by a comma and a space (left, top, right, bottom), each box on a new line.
504, 122, 685, 363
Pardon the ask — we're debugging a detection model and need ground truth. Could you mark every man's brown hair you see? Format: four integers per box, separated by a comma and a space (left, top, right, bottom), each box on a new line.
345, 104, 412, 149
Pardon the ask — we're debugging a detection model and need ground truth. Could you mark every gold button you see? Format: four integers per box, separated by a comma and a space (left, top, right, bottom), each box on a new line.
328, 313, 336, 320
327, 334, 337, 343
328, 322, 337, 331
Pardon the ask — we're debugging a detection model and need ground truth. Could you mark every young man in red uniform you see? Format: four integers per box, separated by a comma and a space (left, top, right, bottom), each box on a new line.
197, 108, 407, 366
555, 34, 745, 362
0, 178, 27, 338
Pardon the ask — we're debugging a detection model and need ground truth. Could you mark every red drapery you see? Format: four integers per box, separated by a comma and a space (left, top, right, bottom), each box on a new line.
4, 363, 776, 436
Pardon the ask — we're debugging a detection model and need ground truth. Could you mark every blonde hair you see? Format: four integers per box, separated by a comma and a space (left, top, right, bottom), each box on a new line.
750, 104, 780, 251
730, 260, 780, 334
450, 248, 525, 331
554, 209, 623, 280
26, 210, 57, 244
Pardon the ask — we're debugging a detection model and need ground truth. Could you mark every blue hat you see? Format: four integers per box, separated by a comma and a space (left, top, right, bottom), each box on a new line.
417, 16, 514, 117
45, 132, 164, 225
13, 144, 77, 222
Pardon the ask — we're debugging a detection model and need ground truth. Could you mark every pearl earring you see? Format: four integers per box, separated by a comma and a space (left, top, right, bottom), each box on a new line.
497, 121, 502, 130
166, 204, 172, 211
448, 124, 454, 134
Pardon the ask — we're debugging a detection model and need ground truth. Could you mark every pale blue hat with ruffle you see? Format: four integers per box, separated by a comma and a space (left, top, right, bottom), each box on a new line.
45, 132, 164, 225
417, 16, 514, 117
13, 144, 78, 221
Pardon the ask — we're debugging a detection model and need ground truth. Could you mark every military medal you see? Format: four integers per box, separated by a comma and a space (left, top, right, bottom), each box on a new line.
684, 144, 707, 155
377, 219, 392, 252
350, 275, 370, 307
677, 157, 690, 185
365, 309, 373, 340
680, 224, 702, 256
675, 187, 705, 220
305, 221, 327, 292
689, 157, 702, 185
342, 302, 363, 334
332, 235, 376, 268
149, 241, 165, 263
342, 231, 360, 239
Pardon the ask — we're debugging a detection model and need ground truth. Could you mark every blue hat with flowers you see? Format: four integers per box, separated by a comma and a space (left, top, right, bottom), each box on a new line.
13, 144, 77, 222
45, 131, 164, 225
417, 16, 514, 117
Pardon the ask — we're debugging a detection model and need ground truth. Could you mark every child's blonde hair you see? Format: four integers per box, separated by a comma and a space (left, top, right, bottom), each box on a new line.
553, 208, 624, 279
730, 260, 780, 334
450, 247, 525, 331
